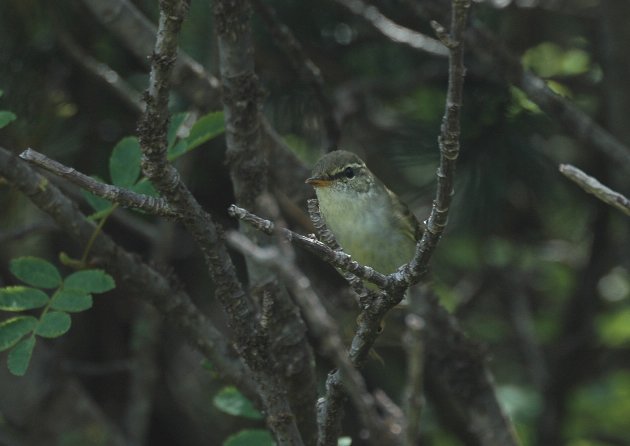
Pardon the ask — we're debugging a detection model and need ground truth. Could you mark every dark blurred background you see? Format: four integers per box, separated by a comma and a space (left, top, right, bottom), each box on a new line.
1, 0, 629, 445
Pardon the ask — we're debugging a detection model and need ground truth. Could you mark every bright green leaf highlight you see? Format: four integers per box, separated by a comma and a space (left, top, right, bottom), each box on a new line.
338, 437, 352, 446
0, 111, 17, 129
223, 429, 274, 446
8, 336, 36, 376
597, 308, 630, 347
185, 111, 225, 150
168, 112, 189, 149
52, 289, 93, 312
7, 336, 35, 376
9, 257, 62, 289
0, 286, 49, 311
522, 42, 590, 78
110, 136, 142, 188
169, 111, 225, 160
64, 269, 115, 293
80, 175, 114, 213
36, 311, 71, 338
213, 386, 263, 420
0, 316, 37, 351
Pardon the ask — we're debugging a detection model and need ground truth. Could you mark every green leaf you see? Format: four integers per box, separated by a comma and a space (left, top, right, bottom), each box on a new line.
167, 140, 189, 160
131, 178, 158, 197
8, 336, 36, 376
223, 429, 274, 446
0, 111, 17, 129
109, 136, 142, 187
0, 286, 49, 311
51, 289, 93, 312
64, 270, 115, 293
167, 112, 189, 149
168, 111, 225, 160
213, 386, 263, 420
36, 311, 71, 338
0, 316, 37, 351
338, 438, 353, 446
82, 190, 114, 214
9, 257, 62, 289
185, 111, 225, 150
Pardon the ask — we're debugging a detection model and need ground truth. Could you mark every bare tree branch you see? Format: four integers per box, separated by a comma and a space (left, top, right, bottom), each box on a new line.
19, 148, 177, 218
136, 2, 306, 444
228, 204, 389, 289
0, 146, 253, 398
213, 2, 317, 443
57, 29, 144, 113
559, 164, 630, 217
332, 0, 448, 57
402, 314, 425, 446
80, 0, 221, 109
226, 230, 397, 446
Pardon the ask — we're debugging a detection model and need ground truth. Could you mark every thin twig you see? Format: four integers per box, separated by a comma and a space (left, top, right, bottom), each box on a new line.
316, 1, 470, 442
402, 0, 469, 287
333, 0, 448, 57
228, 204, 389, 289
19, 148, 177, 218
559, 164, 630, 217
402, 314, 425, 446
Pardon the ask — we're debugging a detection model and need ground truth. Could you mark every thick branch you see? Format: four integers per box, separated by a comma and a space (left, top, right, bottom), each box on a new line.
19, 148, 177, 218
416, 0, 630, 170
559, 164, 630, 217
137, 2, 303, 444
404, 0, 469, 286
227, 231, 397, 446
80, 0, 221, 109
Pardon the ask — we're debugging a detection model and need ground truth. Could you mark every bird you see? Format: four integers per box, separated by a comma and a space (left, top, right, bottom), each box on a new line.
305, 150, 421, 276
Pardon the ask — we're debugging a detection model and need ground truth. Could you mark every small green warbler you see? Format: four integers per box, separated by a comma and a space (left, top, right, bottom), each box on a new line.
306, 150, 421, 276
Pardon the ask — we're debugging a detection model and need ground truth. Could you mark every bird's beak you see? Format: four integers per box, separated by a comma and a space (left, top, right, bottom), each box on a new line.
305, 176, 332, 187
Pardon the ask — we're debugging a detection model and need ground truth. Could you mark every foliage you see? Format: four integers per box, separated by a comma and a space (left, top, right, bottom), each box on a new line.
0, 257, 115, 375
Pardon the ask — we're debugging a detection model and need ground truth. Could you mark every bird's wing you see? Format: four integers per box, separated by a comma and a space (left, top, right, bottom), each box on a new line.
385, 186, 423, 243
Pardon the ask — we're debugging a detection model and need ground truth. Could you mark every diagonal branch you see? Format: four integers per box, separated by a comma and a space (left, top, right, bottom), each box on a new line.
137, 2, 304, 444
0, 146, 253, 398
559, 164, 630, 217
414, 0, 630, 171
332, 0, 448, 57
19, 148, 177, 218
228, 204, 389, 288
227, 231, 397, 445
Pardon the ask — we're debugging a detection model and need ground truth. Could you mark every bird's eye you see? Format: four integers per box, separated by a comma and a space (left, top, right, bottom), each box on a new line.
343, 167, 355, 178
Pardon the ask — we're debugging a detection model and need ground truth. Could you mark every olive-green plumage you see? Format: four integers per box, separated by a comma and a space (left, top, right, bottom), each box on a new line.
306, 150, 421, 275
